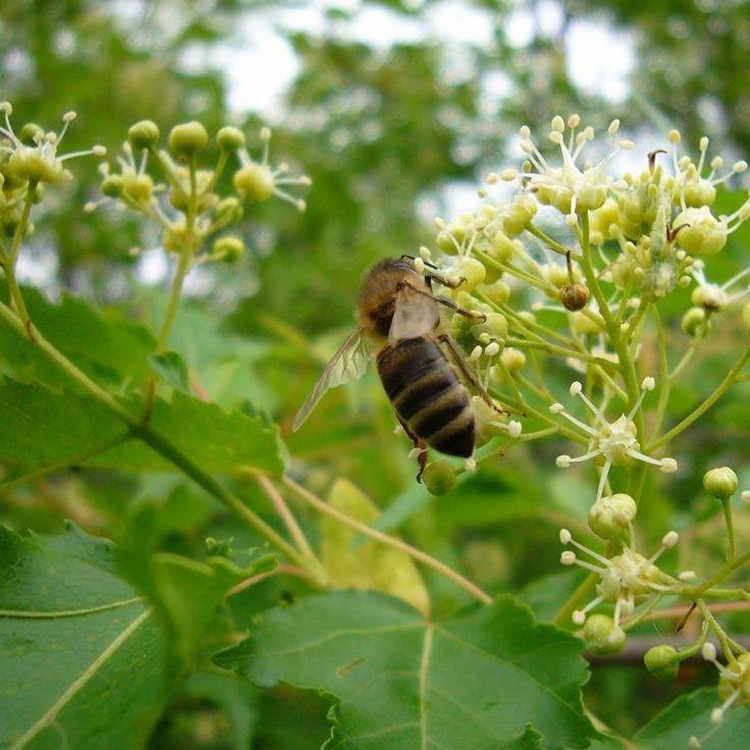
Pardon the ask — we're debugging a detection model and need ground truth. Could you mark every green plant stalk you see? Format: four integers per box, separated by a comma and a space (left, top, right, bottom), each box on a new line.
526, 222, 574, 257
647, 346, 750, 451
722, 498, 736, 562
143, 158, 199, 419
578, 213, 644, 439
696, 598, 738, 664
3, 180, 37, 335
688, 550, 750, 600
670, 340, 700, 381
651, 306, 670, 441
0, 300, 319, 579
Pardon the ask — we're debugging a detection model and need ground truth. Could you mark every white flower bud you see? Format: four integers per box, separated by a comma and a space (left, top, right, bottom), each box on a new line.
559, 529, 572, 544
556, 455, 572, 468
662, 531, 679, 548
641, 377, 656, 391
701, 642, 717, 662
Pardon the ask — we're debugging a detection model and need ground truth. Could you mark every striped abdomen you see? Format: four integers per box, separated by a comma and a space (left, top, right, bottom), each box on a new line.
377, 338, 474, 458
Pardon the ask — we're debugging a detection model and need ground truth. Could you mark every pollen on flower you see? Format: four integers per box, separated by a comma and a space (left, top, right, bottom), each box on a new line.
557, 528, 677, 628
0, 106, 105, 184
232, 127, 310, 210
550, 376, 677, 500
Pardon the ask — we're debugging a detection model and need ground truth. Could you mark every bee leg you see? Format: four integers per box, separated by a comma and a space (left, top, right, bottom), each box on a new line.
436, 333, 509, 417
396, 279, 486, 322
396, 413, 429, 483
426, 271, 466, 290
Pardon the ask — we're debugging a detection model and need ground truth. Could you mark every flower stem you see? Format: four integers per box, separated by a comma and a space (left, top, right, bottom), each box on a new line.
722, 499, 736, 562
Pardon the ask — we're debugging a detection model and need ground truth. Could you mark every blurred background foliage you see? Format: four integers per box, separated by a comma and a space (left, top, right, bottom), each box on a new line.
1, 0, 750, 746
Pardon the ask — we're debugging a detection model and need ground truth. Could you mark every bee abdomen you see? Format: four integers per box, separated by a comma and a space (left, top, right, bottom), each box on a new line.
377, 338, 475, 458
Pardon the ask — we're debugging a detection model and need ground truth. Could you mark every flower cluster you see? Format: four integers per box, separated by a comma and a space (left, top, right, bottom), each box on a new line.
0, 104, 105, 247
86, 119, 310, 266
416, 114, 750, 742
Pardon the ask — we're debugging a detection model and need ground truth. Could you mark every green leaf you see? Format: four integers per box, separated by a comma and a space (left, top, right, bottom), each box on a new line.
0, 377, 286, 476
215, 591, 598, 749
321, 478, 430, 615
0, 522, 170, 749
149, 350, 190, 392
0, 288, 155, 389
634, 687, 750, 749
117, 502, 278, 664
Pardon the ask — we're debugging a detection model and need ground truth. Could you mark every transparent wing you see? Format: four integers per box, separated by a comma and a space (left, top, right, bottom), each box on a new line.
293, 328, 370, 432
388, 285, 440, 344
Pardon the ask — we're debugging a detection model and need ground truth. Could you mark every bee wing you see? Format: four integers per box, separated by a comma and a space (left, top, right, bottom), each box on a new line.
388, 285, 440, 345
293, 328, 370, 432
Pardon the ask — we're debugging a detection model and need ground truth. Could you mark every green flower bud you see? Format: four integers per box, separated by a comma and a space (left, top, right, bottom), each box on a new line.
480, 280, 510, 305
168, 121, 209, 157
484, 312, 508, 341
101, 174, 124, 198
234, 162, 274, 201
588, 493, 637, 542
583, 614, 626, 655
703, 466, 738, 500
217, 126, 246, 151
19, 123, 44, 146
691, 283, 728, 312
590, 198, 621, 244
681, 307, 708, 337
122, 172, 154, 204
451, 257, 485, 290
501, 347, 525, 372
682, 178, 716, 209
8, 148, 64, 184
423, 460, 457, 496
674, 207, 728, 257
644, 645, 680, 681
215, 196, 244, 225
127, 120, 160, 150
571, 311, 601, 336
559, 283, 590, 312
487, 231, 515, 262
502, 195, 537, 236
212, 235, 245, 262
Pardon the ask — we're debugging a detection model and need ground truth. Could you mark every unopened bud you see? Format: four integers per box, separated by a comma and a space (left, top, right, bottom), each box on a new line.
19, 123, 43, 146
128, 120, 160, 150
217, 126, 246, 151
168, 121, 209, 157
101, 174, 124, 198
583, 614, 626, 655
212, 235, 245, 263
644, 645, 680, 681
501, 347, 526, 372
681, 307, 707, 337
423, 460, 457, 496
703, 466, 738, 500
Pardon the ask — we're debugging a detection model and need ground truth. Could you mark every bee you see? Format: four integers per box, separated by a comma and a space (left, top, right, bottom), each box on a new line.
293, 257, 505, 479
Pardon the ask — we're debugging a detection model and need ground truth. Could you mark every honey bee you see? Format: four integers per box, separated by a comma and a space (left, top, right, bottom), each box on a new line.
293, 257, 505, 478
